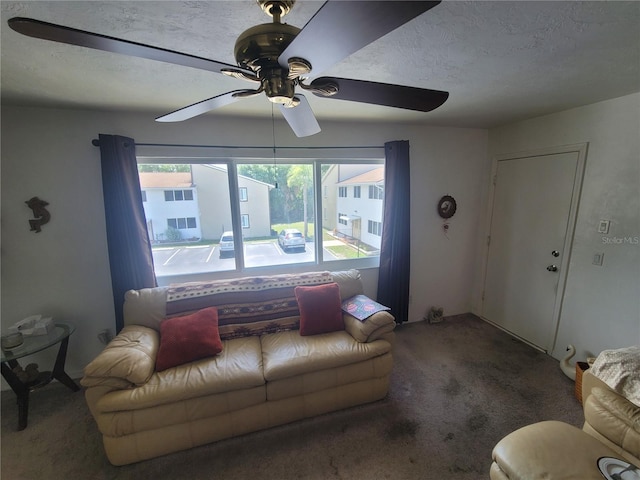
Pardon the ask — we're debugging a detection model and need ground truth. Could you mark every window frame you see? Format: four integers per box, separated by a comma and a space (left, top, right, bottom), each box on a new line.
167, 216, 198, 230
137, 152, 385, 284
164, 189, 193, 202
368, 185, 384, 200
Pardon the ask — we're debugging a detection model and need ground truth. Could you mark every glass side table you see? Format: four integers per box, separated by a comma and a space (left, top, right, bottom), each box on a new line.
1, 322, 80, 430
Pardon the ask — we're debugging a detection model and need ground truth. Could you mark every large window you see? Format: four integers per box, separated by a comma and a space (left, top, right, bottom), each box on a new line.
138, 159, 384, 280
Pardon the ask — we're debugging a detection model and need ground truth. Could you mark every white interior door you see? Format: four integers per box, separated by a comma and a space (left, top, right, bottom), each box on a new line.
482, 150, 582, 351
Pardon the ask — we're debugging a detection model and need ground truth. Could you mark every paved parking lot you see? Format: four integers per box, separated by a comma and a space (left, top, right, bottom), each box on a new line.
152, 240, 335, 276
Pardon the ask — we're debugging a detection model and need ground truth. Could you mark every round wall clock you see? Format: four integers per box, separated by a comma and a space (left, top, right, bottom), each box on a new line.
437, 195, 457, 219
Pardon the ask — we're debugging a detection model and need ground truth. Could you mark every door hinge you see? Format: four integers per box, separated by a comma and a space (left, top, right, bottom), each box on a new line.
487, 235, 491, 246
493, 174, 497, 186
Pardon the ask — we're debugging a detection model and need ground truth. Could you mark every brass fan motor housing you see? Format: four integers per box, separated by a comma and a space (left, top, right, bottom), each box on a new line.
234, 22, 301, 72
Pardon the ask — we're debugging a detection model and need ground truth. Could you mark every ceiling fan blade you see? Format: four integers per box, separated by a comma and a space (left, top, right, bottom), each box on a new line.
309, 77, 449, 113
279, 95, 321, 138
278, 1, 440, 76
8, 17, 250, 76
156, 90, 258, 122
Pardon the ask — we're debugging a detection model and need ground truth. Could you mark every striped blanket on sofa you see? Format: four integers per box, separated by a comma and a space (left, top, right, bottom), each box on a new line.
166, 271, 333, 340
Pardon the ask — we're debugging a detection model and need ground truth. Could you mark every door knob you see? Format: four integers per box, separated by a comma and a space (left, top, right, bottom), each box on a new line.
546, 265, 558, 272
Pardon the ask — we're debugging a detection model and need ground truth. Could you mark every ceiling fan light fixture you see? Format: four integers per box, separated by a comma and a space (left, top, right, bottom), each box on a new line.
262, 67, 296, 104
282, 96, 301, 108
258, 0, 295, 21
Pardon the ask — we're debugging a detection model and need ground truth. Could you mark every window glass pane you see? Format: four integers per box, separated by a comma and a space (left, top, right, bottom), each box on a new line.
238, 163, 315, 268
139, 158, 382, 280
321, 163, 383, 260
139, 163, 236, 276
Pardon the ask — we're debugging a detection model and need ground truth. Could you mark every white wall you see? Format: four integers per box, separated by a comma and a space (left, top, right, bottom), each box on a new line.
480, 93, 640, 361
1, 105, 488, 381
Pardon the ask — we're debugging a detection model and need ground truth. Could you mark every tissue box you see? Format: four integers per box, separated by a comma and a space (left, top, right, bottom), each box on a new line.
8, 315, 55, 336
31, 317, 55, 335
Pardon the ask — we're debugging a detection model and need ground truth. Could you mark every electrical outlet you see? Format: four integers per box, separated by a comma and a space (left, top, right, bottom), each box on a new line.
97, 329, 114, 345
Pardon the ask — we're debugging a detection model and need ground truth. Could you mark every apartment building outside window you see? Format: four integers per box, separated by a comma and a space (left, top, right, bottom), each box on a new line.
138, 159, 384, 280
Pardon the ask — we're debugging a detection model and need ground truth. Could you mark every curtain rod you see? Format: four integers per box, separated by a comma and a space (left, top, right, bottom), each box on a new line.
91, 139, 384, 150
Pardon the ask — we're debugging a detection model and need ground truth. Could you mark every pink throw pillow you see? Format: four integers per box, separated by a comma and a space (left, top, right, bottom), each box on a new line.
295, 283, 344, 336
156, 307, 223, 371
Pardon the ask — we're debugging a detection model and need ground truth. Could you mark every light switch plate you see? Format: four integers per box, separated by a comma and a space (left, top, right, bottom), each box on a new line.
592, 253, 604, 266
597, 220, 610, 234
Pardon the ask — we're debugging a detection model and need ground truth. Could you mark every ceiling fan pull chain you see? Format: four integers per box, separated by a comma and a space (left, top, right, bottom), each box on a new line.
271, 103, 278, 189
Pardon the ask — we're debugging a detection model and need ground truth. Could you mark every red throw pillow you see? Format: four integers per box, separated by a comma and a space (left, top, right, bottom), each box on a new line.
156, 307, 223, 371
295, 283, 344, 336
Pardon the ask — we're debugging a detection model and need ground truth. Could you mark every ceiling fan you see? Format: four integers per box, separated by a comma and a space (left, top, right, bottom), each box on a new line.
8, 0, 449, 137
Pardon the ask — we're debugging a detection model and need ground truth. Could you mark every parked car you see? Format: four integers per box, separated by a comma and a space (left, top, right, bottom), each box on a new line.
278, 229, 305, 252
219, 231, 234, 258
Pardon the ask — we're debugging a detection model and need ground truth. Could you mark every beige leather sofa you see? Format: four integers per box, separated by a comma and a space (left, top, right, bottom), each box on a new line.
490, 369, 640, 479
81, 270, 396, 465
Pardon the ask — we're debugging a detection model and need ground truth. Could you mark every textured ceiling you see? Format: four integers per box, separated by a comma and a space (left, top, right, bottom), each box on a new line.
1, 1, 639, 129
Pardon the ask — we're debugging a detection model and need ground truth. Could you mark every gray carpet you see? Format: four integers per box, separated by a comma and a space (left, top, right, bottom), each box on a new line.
1, 314, 583, 479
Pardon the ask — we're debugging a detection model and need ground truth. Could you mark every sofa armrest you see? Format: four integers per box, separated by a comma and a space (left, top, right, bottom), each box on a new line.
343, 311, 395, 343
80, 325, 159, 389
583, 384, 640, 460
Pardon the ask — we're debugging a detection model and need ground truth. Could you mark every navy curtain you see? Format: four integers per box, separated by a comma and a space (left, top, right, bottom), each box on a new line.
98, 134, 157, 332
377, 140, 411, 324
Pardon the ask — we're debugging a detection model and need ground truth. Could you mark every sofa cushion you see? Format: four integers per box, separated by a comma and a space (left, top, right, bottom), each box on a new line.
156, 307, 223, 372
261, 329, 392, 382
82, 325, 159, 387
123, 286, 168, 330
584, 387, 640, 458
295, 282, 344, 336
331, 269, 364, 300
266, 352, 394, 401
96, 336, 265, 412
492, 420, 618, 480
